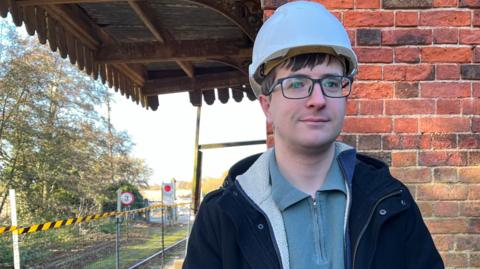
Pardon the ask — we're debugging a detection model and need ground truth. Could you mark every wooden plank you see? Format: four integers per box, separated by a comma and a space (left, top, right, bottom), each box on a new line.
9, 0, 24, 27
35, 6, 47, 44
99, 63, 106, 84
189, 90, 202, 107
143, 71, 248, 96
147, 96, 159, 111
127, 0, 165, 43
106, 64, 113, 88
92, 60, 99, 80
56, 24, 68, 58
85, 48, 93, 75
46, 15, 57, 52
177, 61, 195, 78
65, 31, 76, 64
0, 0, 9, 18
202, 89, 215, 105
217, 88, 230, 104
17, 0, 125, 5
96, 40, 251, 64
76, 42, 85, 70
23, 6, 36, 35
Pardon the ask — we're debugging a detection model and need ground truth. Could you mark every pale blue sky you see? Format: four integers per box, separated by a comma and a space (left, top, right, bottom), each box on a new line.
109, 91, 267, 185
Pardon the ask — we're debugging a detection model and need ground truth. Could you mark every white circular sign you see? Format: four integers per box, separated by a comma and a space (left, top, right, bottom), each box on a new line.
120, 192, 135, 206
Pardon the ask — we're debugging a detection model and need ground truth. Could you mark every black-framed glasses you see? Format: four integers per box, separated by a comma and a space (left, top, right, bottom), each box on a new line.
267, 75, 353, 99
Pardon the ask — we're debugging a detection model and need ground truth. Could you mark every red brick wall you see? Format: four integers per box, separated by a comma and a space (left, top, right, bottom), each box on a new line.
263, 0, 479, 267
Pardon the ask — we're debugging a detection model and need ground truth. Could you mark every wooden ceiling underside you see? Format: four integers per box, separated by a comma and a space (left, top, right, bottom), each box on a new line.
0, 0, 263, 110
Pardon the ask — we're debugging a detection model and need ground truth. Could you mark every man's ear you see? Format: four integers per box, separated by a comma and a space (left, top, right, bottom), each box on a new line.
258, 94, 273, 124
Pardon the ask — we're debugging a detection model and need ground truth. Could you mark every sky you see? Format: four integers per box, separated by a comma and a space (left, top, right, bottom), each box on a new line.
109, 91, 268, 185
3, 14, 268, 186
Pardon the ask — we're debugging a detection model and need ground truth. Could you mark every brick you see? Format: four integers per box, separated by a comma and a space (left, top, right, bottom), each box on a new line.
463, 99, 480, 115
460, 29, 480, 45
433, 201, 459, 217
386, 100, 434, 115
351, 82, 394, 99
440, 253, 469, 267
459, 0, 480, 7
383, 0, 433, 8
383, 65, 434, 81
343, 117, 392, 133
344, 11, 394, 27
433, 0, 458, 6
395, 11, 418, 27
395, 47, 420, 63
461, 202, 480, 217
263, 9, 275, 20
420, 11, 471, 27
315, 0, 354, 8
459, 167, 480, 183
432, 235, 455, 251
357, 29, 381, 46
418, 201, 433, 216
461, 65, 480, 80
469, 151, 480, 165
383, 135, 431, 150
333, 12, 343, 23
391, 167, 431, 183
436, 65, 460, 80
267, 134, 274, 148
419, 151, 467, 166
433, 167, 458, 183
346, 100, 359, 116
431, 134, 457, 149
418, 184, 468, 201
360, 151, 391, 165
347, 29, 355, 46
475, 10, 480, 26
421, 47, 472, 63
436, 99, 461, 115
358, 100, 383, 115
469, 185, 480, 199
357, 65, 382, 80
433, 28, 459, 44
473, 82, 480, 96
420, 117, 471, 133
469, 218, 480, 233
456, 235, 480, 251
395, 82, 418, 98
357, 135, 382, 150
392, 151, 417, 167
337, 135, 356, 147
382, 29, 432, 46
475, 47, 480, 63
356, 0, 381, 8
420, 82, 471, 98
355, 48, 393, 63
473, 118, 480, 132
473, 252, 480, 267
394, 118, 418, 133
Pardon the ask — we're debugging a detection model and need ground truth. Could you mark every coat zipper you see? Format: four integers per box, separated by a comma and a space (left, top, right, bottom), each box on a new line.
234, 181, 284, 269
352, 189, 403, 269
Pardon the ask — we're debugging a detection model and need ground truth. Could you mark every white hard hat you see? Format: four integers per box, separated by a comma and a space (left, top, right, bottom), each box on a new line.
249, 1, 358, 97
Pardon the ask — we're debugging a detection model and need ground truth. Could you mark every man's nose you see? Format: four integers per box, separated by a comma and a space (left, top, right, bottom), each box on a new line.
306, 82, 327, 108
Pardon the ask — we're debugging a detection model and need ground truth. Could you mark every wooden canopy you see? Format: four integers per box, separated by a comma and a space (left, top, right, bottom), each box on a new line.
0, 0, 264, 110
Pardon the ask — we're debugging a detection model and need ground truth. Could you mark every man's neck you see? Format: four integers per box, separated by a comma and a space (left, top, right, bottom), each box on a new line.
274, 141, 336, 198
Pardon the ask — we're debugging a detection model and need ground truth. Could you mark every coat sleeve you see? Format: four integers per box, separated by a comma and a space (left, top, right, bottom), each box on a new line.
404, 196, 445, 269
183, 196, 223, 269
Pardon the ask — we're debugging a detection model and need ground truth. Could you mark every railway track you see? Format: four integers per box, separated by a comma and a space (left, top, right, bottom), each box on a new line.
128, 238, 187, 269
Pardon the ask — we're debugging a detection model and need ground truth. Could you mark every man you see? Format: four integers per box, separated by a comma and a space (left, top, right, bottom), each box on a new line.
183, 1, 444, 269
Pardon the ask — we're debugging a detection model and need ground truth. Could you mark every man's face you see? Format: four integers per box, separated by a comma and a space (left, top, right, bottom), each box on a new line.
259, 58, 347, 152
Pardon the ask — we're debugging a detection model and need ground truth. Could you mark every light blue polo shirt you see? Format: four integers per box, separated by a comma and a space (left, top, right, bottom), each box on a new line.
269, 146, 347, 269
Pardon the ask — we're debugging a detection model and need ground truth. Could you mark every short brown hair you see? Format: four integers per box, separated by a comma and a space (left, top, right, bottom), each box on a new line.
260, 53, 345, 95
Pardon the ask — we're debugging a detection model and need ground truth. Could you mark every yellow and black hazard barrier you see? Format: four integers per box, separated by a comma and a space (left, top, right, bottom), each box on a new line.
0, 202, 191, 236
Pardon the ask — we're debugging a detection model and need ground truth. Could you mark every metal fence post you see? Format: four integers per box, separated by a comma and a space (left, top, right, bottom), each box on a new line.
9, 189, 20, 269
116, 189, 121, 269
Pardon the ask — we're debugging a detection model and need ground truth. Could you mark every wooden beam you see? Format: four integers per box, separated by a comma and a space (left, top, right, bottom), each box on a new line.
127, 0, 165, 43
143, 71, 248, 96
127, 1, 195, 78
17, 0, 122, 5
185, 0, 261, 41
96, 40, 251, 64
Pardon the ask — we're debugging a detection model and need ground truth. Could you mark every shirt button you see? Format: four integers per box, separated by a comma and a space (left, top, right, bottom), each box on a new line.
379, 209, 387, 216
257, 224, 264, 230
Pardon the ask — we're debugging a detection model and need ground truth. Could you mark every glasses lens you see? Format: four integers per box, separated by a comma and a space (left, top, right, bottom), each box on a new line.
321, 77, 351, 97
281, 77, 312, 98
